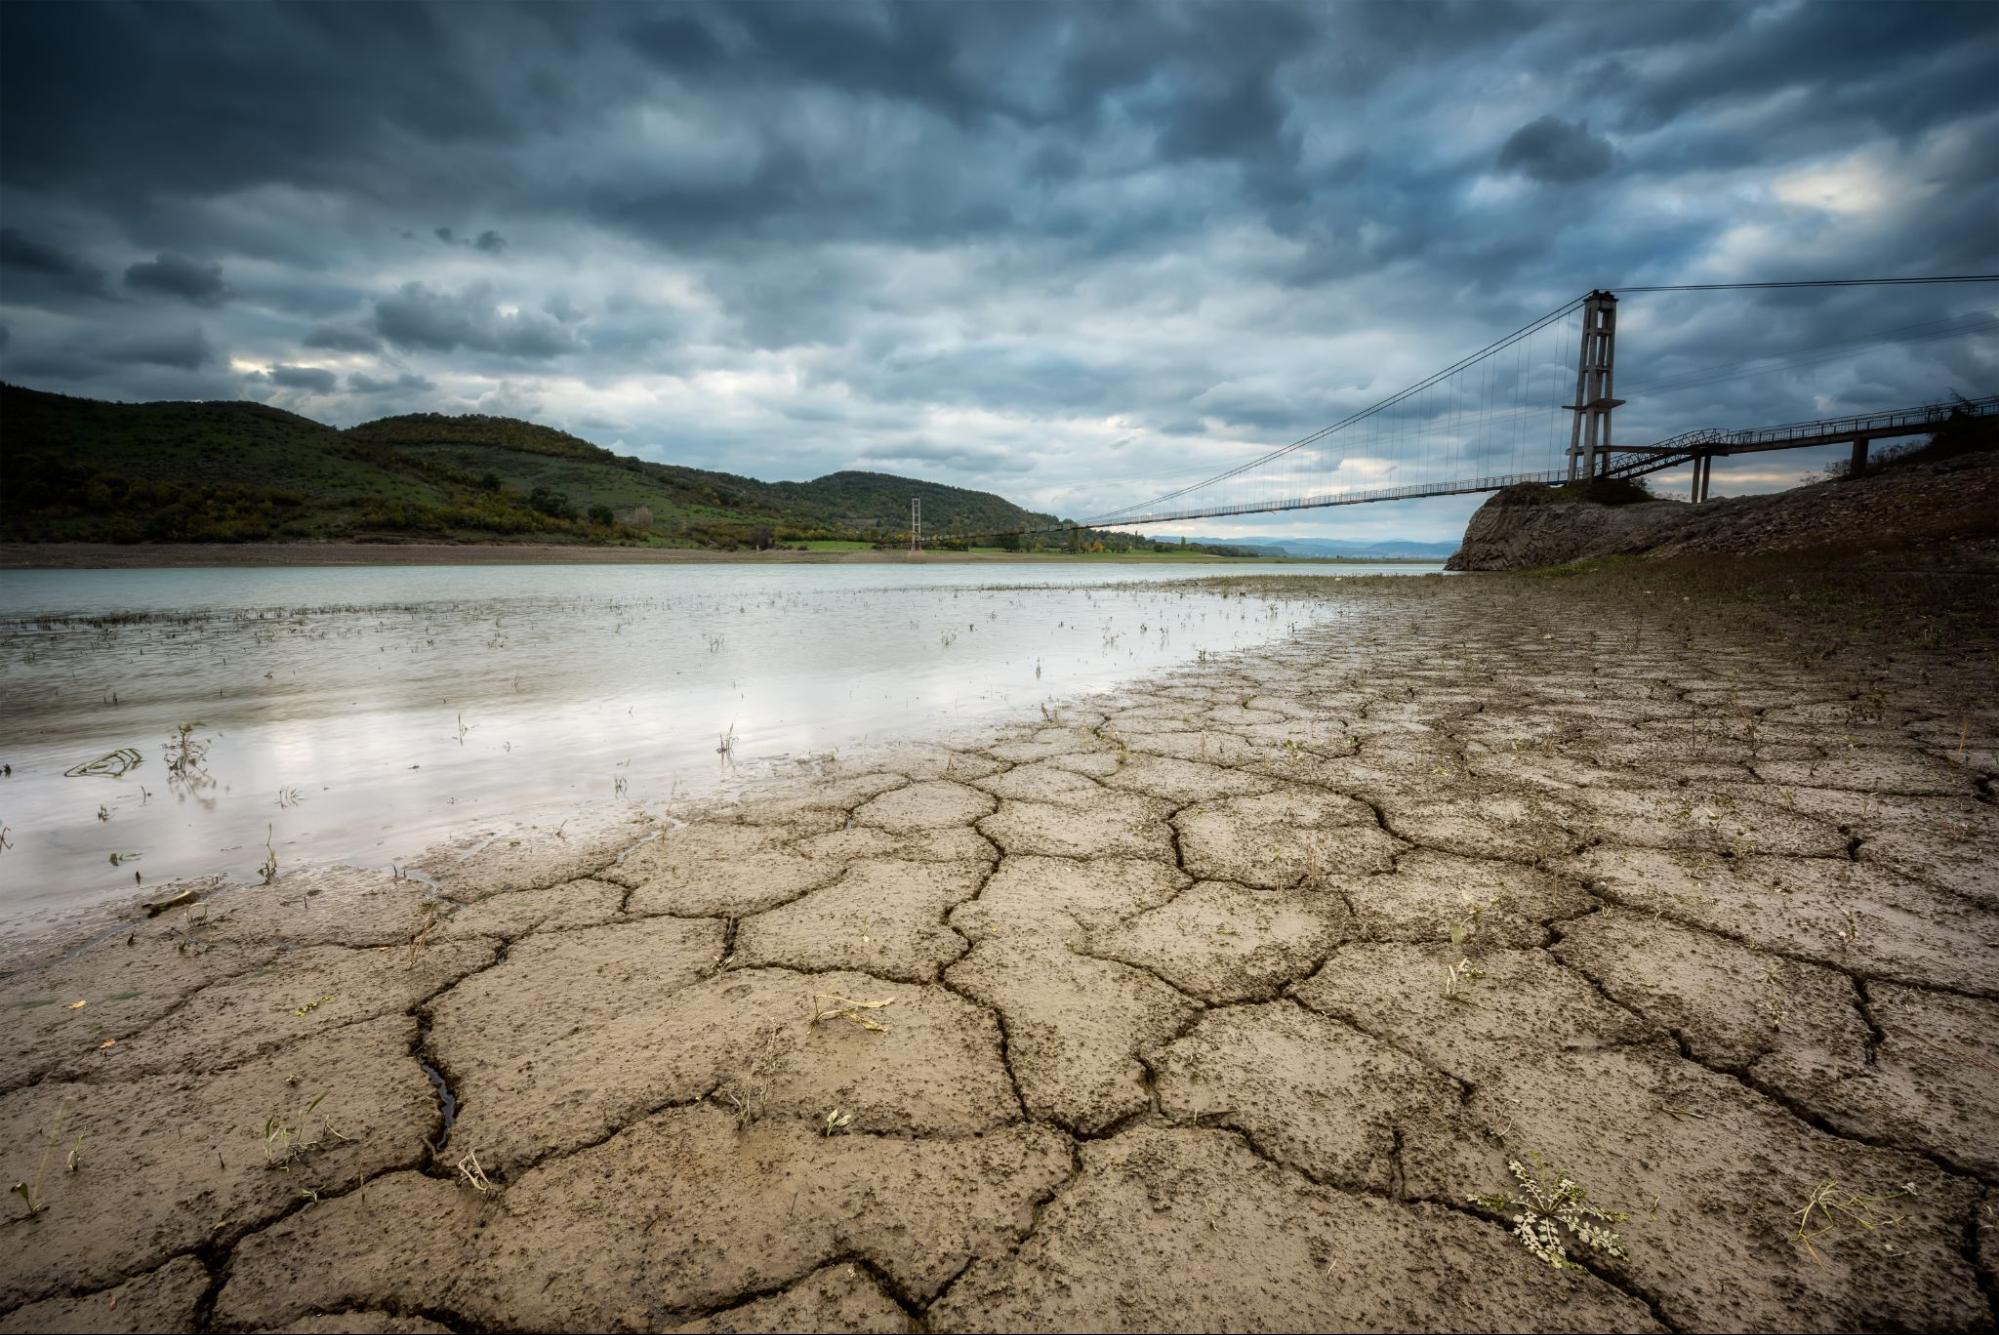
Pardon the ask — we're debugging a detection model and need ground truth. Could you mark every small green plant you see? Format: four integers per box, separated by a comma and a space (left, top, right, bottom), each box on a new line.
260, 1091, 352, 1168
9, 1106, 75, 1219
1442, 955, 1484, 1004
258, 824, 279, 885
1472, 1155, 1628, 1270
1449, 893, 1496, 951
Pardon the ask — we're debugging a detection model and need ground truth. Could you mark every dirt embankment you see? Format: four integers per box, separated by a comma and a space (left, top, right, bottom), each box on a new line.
1447, 450, 1999, 571
1, 564, 1995, 1333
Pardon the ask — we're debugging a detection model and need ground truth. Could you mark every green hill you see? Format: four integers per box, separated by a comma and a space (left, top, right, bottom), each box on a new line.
0, 384, 1061, 548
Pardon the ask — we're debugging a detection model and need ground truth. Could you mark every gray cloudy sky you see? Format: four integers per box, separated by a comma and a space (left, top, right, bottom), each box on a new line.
2, 0, 1995, 541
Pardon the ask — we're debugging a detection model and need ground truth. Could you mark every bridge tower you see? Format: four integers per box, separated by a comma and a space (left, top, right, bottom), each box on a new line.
910, 497, 922, 552
1565, 290, 1625, 481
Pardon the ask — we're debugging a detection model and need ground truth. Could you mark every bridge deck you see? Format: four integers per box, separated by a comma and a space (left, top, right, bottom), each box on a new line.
1084, 396, 1995, 531
991, 395, 1995, 538
1605, 394, 1997, 480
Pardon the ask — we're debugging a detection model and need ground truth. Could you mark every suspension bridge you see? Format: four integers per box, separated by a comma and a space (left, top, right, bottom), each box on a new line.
931, 275, 1999, 542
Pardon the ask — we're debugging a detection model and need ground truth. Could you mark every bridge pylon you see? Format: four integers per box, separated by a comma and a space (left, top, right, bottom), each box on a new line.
1565, 289, 1625, 481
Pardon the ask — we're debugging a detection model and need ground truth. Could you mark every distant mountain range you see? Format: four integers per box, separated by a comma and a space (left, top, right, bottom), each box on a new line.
0, 382, 1455, 557
1176, 535, 1459, 559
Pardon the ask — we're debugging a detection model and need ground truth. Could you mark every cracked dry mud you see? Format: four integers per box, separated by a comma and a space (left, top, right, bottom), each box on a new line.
3, 575, 1996, 1333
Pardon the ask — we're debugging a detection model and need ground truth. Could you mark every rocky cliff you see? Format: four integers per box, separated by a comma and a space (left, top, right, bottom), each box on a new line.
1447, 450, 1999, 571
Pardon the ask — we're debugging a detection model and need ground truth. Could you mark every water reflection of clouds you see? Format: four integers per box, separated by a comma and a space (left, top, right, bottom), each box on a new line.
0, 563, 1435, 929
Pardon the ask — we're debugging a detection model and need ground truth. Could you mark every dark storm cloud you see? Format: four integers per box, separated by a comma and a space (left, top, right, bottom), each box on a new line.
1, 0, 1995, 529
1607, 1, 1999, 135
1497, 117, 1615, 184
432, 226, 507, 253
125, 252, 226, 304
101, 326, 214, 371
373, 282, 580, 359
0, 227, 110, 299
349, 370, 435, 395
252, 363, 338, 393
303, 323, 382, 353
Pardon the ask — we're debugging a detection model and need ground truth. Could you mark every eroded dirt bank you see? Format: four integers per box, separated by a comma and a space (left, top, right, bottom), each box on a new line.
2, 563, 1996, 1333
1447, 448, 1999, 572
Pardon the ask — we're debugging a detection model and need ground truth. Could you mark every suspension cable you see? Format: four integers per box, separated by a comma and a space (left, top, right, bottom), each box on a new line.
1080, 293, 1587, 524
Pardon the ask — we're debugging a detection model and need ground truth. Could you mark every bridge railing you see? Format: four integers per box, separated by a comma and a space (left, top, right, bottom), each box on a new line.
1605, 394, 1998, 478
1725, 395, 1991, 446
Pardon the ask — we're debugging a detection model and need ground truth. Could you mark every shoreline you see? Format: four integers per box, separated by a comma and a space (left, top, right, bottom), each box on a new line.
1, 565, 1993, 1331
0, 542, 1444, 570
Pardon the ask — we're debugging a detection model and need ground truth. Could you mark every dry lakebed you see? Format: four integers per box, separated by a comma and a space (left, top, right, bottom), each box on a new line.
1, 569, 1995, 1333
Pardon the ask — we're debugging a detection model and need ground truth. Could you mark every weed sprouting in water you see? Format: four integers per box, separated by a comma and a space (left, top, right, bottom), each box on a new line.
164, 723, 212, 794
259, 824, 279, 885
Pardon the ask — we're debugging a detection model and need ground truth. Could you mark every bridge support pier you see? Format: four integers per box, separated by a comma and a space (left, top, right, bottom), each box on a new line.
1566, 291, 1625, 481
1849, 438, 1869, 478
1687, 454, 1714, 503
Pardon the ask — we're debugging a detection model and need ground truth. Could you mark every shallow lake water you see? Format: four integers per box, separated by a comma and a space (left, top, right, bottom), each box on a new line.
0, 560, 1438, 933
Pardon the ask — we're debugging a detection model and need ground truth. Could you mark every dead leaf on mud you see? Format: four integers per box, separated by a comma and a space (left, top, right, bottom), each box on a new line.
811, 993, 895, 1032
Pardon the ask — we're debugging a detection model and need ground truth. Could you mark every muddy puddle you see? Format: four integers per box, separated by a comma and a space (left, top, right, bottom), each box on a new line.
0, 561, 1431, 933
